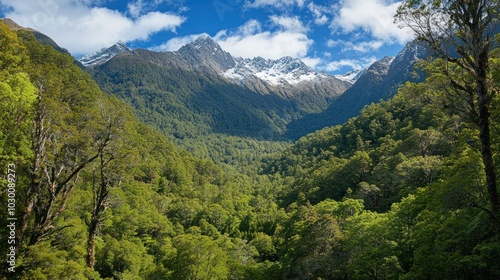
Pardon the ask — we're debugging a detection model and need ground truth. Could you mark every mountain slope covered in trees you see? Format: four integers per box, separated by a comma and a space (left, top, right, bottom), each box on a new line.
286, 41, 429, 139
89, 37, 350, 169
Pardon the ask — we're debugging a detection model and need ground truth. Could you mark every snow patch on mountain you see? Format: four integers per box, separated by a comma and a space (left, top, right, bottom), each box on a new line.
224, 56, 328, 86
78, 41, 130, 67
334, 68, 367, 84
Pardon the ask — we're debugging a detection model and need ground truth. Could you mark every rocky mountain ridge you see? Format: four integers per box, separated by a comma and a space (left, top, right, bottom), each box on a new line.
3, 18, 425, 141
225, 56, 326, 86
78, 41, 131, 67
334, 68, 367, 84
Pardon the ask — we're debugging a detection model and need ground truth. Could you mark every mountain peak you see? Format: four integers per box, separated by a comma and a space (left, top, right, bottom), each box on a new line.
1, 18, 35, 31
108, 41, 131, 53
116, 40, 127, 47
178, 35, 236, 72
182, 35, 222, 52
78, 41, 131, 67
365, 56, 395, 76
193, 34, 212, 43
273, 56, 309, 74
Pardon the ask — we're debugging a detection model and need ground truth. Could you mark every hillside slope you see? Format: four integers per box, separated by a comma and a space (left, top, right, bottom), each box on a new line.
286, 41, 429, 139
92, 37, 351, 141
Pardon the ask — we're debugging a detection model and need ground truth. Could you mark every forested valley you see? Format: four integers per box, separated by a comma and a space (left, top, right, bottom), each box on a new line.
2, 1, 500, 279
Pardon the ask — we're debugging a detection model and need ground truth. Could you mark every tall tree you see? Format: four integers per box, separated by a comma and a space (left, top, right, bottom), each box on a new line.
86, 98, 129, 269
15, 33, 114, 247
395, 0, 500, 227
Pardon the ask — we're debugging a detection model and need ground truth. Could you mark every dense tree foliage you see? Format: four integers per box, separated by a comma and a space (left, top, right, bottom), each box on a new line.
91, 54, 296, 171
0, 22, 282, 279
2, 10, 500, 279
263, 46, 500, 278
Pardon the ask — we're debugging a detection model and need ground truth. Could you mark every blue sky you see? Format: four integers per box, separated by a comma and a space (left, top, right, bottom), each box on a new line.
0, 0, 414, 74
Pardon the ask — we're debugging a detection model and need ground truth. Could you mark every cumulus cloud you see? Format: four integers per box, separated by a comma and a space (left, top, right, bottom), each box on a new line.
238, 19, 262, 35
270, 15, 309, 33
301, 57, 322, 68
150, 16, 313, 60
331, 0, 413, 44
214, 18, 313, 59
323, 57, 378, 72
215, 31, 312, 60
127, 0, 183, 18
128, 0, 146, 18
0, 0, 185, 55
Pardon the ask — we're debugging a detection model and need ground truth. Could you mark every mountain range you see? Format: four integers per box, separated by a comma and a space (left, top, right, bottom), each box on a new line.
79, 35, 426, 143
79, 35, 356, 85
81, 35, 352, 95
85, 36, 354, 145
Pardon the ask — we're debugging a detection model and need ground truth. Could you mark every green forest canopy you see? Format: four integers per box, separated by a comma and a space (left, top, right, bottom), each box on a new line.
1, 6, 500, 278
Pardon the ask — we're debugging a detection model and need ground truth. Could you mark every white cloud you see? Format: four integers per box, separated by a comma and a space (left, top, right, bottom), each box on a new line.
326, 59, 359, 72
0, 0, 185, 55
215, 30, 312, 60
150, 33, 208, 52
270, 15, 308, 33
128, 0, 145, 18
301, 57, 322, 68
315, 14, 328, 26
350, 41, 384, 52
238, 19, 262, 35
323, 57, 378, 72
213, 18, 313, 60
246, 0, 305, 9
127, 0, 180, 18
331, 0, 413, 44
151, 16, 313, 60
307, 2, 329, 26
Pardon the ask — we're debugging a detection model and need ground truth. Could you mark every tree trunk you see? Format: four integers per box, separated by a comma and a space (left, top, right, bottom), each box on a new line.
86, 217, 98, 268
476, 46, 500, 229
87, 158, 109, 269
478, 95, 499, 209
18, 91, 45, 246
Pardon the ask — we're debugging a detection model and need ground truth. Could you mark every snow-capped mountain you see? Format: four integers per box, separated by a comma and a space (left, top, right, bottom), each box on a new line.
78, 35, 349, 90
90, 35, 352, 140
2, 19, 427, 141
225, 56, 328, 86
175, 36, 336, 87
78, 41, 131, 67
